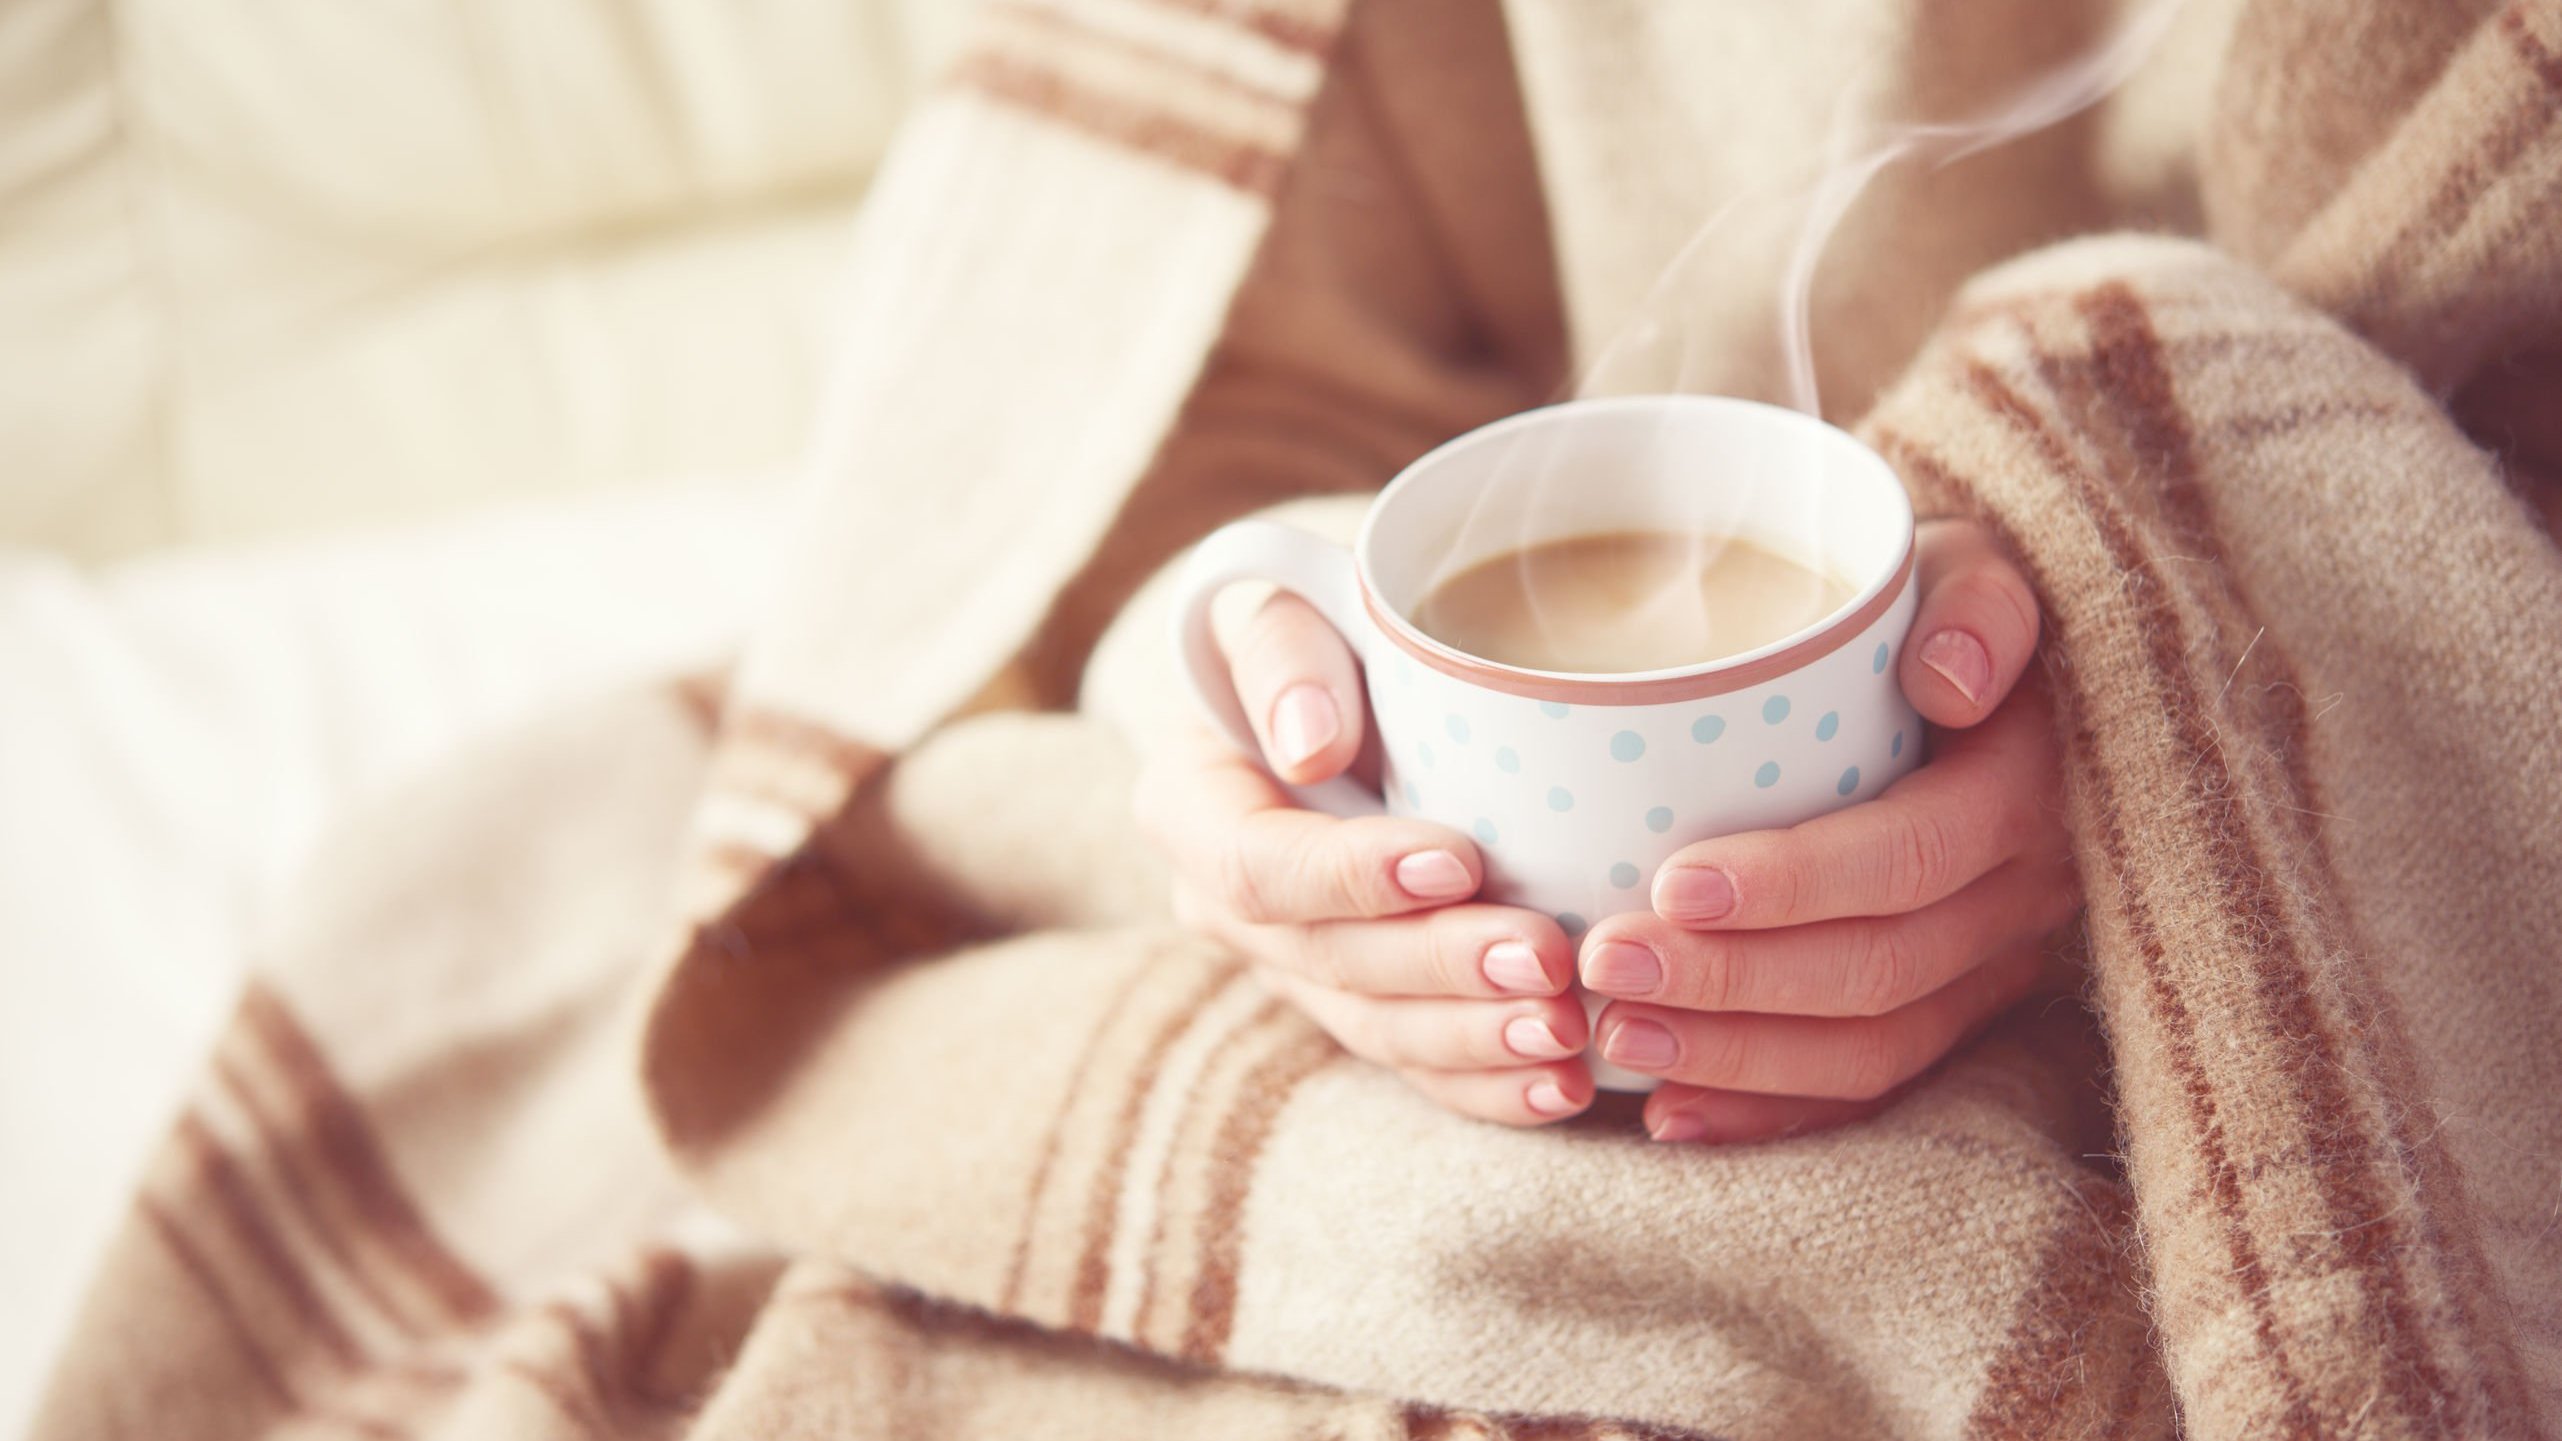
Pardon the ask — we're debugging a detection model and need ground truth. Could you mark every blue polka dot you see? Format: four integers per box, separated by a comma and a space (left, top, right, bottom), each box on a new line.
1837, 766, 1861, 797
1815, 711, 1839, 742
1691, 715, 1726, 744
1446, 713, 1471, 743
1873, 641, 1891, 674
1556, 912, 1589, 937
1610, 730, 1646, 763
1891, 730, 1907, 759
1539, 701, 1570, 718
1609, 862, 1641, 889
1472, 818, 1499, 845
1417, 740, 1436, 768
1754, 761, 1781, 788
1762, 695, 1791, 724
1645, 806, 1675, 834
1547, 786, 1575, 812
1401, 779, 1420, 808
1494, 746, 1520, 773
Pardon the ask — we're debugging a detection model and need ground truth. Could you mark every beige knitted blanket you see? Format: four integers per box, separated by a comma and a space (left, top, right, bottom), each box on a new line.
32, 1, 2562, 1438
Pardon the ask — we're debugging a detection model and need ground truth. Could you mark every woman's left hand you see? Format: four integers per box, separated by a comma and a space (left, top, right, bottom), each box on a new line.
1576, 520, 2081, 1144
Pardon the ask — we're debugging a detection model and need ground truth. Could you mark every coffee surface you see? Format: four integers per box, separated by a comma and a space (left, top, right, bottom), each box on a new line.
1411, 531, 1855, 673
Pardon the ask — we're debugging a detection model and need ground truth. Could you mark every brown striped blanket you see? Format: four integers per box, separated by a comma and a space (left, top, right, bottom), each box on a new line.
29, 0, 2562, 1438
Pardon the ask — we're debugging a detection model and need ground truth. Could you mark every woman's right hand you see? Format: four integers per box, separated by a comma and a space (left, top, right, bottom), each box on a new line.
1134, 590, 1597, 1126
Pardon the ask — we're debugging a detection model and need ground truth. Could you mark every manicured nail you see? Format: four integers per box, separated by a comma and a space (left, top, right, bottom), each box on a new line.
1655, 865, 1737, 924
1650, 1109, 1710, 1143
1482, 941, 1552, 994
1581, 940, 1664, 997
1268, 683, 1339, 768
1525, 1079, 1579, 1117
1918, 629, 1991, 706
1603, 1017, 1679, 1071
1394, 849, 1473, 900
1503, 1016, 1573, 1060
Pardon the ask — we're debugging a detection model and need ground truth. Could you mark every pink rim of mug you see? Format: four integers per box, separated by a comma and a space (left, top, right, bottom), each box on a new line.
1358, 543, 1911, 704
1351, 396, 1916, 705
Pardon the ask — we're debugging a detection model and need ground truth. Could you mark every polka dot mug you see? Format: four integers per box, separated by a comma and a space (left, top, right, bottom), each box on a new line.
1172, 395, 1922, 1090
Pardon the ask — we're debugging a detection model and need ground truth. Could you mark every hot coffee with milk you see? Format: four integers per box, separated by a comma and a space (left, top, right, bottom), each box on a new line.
1411, 530, 1854, 674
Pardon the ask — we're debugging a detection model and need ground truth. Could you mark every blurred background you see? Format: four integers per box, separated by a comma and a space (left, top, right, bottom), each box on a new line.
0, 1, 980, 1425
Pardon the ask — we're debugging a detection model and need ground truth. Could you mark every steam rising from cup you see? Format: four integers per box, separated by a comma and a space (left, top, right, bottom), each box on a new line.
1424, 0, 2188, 668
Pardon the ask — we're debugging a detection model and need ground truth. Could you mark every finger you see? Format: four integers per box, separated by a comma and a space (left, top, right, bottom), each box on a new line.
1642, 1086, 1892, 1144
1138, 737, 1485, 922
1584, 854, 2079, 1017
1193, 890, 1573, 997
1591, 943, 2046, 1098
1255, 967, 1590, 1069
1900, 520, 2042, 729
1396, 1060, 1595, 1127
1648, 681, 2060, 929
1223, 590, 1367, 785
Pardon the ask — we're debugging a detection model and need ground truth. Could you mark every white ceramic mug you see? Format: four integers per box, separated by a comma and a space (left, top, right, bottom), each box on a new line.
1170, 395, 1922, 1090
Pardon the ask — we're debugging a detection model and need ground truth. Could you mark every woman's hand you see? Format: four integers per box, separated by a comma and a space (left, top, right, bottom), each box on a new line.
1579, 520, 2079, 1143
1133, 590, 1598, 1127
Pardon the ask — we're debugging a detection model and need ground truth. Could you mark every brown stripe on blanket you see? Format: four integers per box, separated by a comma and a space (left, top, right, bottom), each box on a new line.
234, 983, 501, 1324
138, 1195, 301, 1409
1176, 1024, 1343, 1362
205, 1050, 425, 1342
1936, 297, 2535, 1423
1128, 994, 1307, 1346
1137, 0, 1339, 57
1963, 353, 2450, 1430
2335, 3, 2562, 329
1960, 1173, 2139, 1438
987, 0, 1307, 107
2082, 282, 2539, 1433
999, 952, 1197, 1313
2038, 286, 2533, 1432
1869, 429, 2323, 1436
1064, 962, 1259, 1333
948, 50, 1294, 199
170, 1111, 370, 1370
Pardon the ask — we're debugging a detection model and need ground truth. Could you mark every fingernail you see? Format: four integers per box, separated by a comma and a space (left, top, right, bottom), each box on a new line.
1581, 940, 1664, 997
1503, 1016, 1573, 1060
1525, 1079, 1580, 1117
1482, 941, 1552, 994
1269, 683, 1339, 768
1393, 849, 1473, 900
1603, 1017, 1679, 1071
1918, 629, 1991, 706
1655, 866, 1737, 924
1650, 1109, 1710, 1143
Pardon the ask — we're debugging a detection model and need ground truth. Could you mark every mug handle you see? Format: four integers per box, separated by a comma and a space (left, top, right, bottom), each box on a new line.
1170, 520, 1383, 818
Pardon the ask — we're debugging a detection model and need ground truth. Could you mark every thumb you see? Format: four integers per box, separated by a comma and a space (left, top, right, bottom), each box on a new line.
1898, 520, 2042, 729
1220, 590, 1368, 785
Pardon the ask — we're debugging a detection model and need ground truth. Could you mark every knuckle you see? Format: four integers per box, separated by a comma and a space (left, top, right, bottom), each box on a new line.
1328, 996, 1391, 1063
1321, 843, 1390, 917
1232, 596, 1312, 689
1752, 845, 1807, 925
1849, 923, 1924, 1017
1292, 927, 1353, 992
1884, 810, 1958, 911
1215, 835, 1280, 925
1681, 1019, 1753, 1088
1987, 569, 2043, 650
1422, 909, 1486, 996
1681, 936, 1740, 1012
